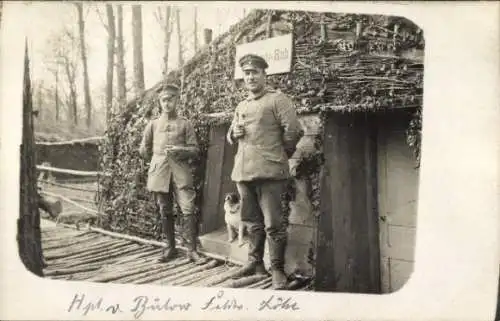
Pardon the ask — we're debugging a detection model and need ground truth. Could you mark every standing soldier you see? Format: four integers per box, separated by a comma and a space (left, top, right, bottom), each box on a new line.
227, 54, 304, 290
139, 84, 208, 265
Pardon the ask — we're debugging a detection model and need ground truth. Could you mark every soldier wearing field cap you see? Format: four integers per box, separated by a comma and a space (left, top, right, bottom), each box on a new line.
227, 53, 304, 290
139, 83, 208, 265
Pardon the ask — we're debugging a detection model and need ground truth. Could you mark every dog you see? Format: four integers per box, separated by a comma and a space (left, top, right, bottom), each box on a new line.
223, 192, 246, 247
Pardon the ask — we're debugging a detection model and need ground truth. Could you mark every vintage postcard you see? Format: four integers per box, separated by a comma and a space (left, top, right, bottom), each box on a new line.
1, 1, 499, 320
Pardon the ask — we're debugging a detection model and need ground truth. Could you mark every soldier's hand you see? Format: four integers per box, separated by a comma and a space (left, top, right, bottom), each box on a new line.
232, 125, 245, 139
166, 146, 191, 161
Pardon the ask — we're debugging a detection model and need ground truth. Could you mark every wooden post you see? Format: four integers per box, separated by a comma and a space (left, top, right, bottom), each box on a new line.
203, 28, 213, 45
393, 24, 400, 51
320, 14, 327, 43
356, 21, 363, 38
266, 10, 273, 38
19, 42, 44, 276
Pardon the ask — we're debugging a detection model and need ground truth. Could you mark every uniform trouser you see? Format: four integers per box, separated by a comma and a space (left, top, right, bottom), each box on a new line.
154, 180, 198, 250
236, 179, 289, 271
154, 180, 196, 217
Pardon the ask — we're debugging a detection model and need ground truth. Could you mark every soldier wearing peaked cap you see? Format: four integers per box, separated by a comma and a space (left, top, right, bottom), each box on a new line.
238, 54, 269, 70
139, 83, 208, 265
227, 54, 304, 290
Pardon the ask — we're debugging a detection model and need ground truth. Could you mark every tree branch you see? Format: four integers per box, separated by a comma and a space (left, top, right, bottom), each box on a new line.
154, 6, 164, 26
94, 6, 109, 32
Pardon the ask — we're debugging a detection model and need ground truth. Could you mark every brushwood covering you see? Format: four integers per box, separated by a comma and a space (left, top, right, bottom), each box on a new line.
99, 9, 424, 239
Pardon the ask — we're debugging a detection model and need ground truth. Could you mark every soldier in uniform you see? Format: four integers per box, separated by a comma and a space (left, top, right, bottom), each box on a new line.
227, 54, 304, 289
139, 84, 208, 265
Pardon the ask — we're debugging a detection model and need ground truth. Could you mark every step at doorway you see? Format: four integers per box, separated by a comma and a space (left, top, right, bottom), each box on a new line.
199, 227, 271, 268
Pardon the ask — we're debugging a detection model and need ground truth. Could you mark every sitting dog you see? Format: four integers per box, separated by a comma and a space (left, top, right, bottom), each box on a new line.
223, 192, 246, 246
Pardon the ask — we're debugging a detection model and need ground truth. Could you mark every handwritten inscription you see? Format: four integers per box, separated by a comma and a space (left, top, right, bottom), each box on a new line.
130, 296, 192, 319
67, 294, 123, 316
258, 295, 300, 311
200, 290, 244, 311
67, 292, 300, 318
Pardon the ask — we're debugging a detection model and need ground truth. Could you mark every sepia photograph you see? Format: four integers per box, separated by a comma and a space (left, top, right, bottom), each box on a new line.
17, 1, 426, 297
4, 1, 500, 320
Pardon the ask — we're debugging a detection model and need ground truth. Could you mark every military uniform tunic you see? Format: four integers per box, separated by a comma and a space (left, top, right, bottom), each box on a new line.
228, 89, 303, 182
227, 89, 303, 268
139, 114, 198, 214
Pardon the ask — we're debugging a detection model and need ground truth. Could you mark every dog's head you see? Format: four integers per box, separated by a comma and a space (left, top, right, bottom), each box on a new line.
224, 192, 239, 204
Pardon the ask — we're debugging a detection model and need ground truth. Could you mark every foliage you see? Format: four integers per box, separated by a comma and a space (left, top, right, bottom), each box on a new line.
406, 106, 422, 168
99, 9, 424, 239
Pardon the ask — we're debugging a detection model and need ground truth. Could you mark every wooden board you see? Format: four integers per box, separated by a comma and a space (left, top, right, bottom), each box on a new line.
376, 109, 419, 292
218, 124, 238, 229
314, 112, 381, 293
200, 125, 226, 234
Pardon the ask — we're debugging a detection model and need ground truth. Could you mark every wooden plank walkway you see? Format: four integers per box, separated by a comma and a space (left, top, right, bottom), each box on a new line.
41, 220, 313, 291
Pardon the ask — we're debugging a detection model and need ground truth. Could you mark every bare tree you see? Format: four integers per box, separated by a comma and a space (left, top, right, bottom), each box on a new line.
175, 7, 184, 68
35, 80, 44, 118
132, 4, 145, 96
116, 4, 126, 107
54, 69, 60, 121
62, 53, 78, 125
95, 4, 116, 123
193, 6, 199, 52
154, 5, 174, 81
46, 29, 79, 125
105, 5, 115, 123
75, 2, 92, 128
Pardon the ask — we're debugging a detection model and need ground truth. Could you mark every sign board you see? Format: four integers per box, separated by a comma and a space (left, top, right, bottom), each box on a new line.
234, 33, 293, 79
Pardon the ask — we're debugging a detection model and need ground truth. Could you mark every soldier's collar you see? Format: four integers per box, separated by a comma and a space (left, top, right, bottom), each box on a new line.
246, 89, 270, 101
160, 111, 178, 120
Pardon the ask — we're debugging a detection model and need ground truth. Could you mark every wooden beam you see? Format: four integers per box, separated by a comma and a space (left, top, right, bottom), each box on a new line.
41, 219, 244, 266
35, 136, 104, 146
36, 164, 104, 177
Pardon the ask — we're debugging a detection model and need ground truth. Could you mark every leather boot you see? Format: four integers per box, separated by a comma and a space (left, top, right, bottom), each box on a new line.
269, 238, 288, 290
231, 261, 268, 279
183, 215, 208, 265
232, 230, 269, 278
158, 216, 178, 263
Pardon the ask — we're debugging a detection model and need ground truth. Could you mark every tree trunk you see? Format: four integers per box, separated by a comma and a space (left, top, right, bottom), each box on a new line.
19, 43, 44, 277
55, 70, 59, 121
63, 58, 78, 125
76, 2, 92, 128
175, 8, 183, 68
106, 4, 115, 123
36, 81, 43, 119
116, 4, 126, 107
162, 5, 172, 82
193, 7, 198, 52
132, 4, 145, 96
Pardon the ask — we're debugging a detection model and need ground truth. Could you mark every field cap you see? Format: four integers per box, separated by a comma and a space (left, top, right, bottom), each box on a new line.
158, 83, 180, 97
239, 54, 269, 71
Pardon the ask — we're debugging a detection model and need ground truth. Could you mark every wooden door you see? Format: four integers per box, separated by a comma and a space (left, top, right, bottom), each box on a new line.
314, 112, 381, 293
377, 110, 419, 293
200, 123, 238, 234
